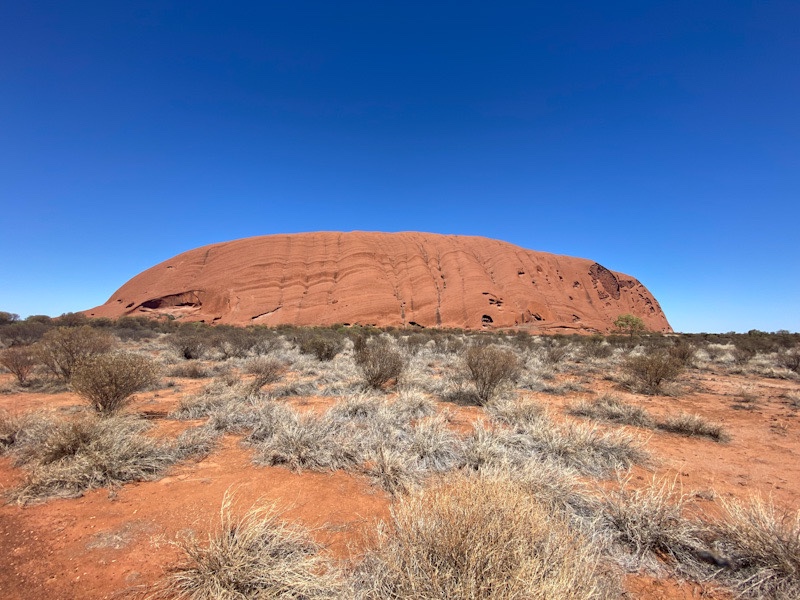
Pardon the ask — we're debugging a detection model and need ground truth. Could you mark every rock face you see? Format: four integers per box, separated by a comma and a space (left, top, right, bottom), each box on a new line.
87, 232, 671, 333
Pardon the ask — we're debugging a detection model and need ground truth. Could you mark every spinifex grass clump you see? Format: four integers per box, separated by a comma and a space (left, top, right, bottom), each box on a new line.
600, 476, 705, 573
148, 493, 342, 600
350, 475, 619, 600
5, 413, 216, 504
568, 395, 655, 428
657, 412, 730, 443
487, 398, 649, 477
708, 496, 800, 600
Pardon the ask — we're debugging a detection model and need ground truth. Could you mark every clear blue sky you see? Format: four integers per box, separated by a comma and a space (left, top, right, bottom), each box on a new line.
1, 2, 798, 333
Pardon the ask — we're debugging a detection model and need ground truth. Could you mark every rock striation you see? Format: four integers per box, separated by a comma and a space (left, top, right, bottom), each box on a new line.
87, 232, 671, 333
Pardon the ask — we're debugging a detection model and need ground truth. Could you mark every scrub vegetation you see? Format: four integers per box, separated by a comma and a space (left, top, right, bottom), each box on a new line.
0, 314, 798, 598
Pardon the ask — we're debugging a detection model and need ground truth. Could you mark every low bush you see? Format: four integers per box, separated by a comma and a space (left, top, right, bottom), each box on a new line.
733, 346, 757, 366
463, 344, 522, 404
147, 493, 341, 600
668, 340, 697, 367
350, 475, 618, 599
623, 351, 684, 394
71, 352, 160, 414
656, 412, 730, 442
568, 395, 655, 428
400, 332, 430, 355
778, 348, 800, 373
298, 333, 345, 361
579, 334, 613, 359
355, 338, 406, 389
36, 326, 115, 381
209, 326, 261, 359
168, 362, 211, 379
0, 346, 38, 385
168, 330, 208, 360
244, 356, 286, 393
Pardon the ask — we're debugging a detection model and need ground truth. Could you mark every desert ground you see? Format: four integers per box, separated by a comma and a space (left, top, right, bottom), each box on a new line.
1, 319, 798, 599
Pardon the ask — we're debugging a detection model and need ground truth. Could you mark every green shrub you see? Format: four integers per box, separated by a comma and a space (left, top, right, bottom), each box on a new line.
71, 352, 160, 414
614, 314, 647, 337
0, 319, 52, 346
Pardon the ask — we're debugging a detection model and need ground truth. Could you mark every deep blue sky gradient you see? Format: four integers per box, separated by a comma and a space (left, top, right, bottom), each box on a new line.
1, 2, 798, 332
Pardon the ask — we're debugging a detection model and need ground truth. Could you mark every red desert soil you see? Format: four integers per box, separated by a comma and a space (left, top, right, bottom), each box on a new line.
86, 231, 671, 333
1, 365, 798, 600
0, 377, 390, 599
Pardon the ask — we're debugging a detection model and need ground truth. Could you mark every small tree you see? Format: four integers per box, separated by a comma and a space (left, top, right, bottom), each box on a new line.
0, 346, 37, 385
0, 312, 20, 326
36, 326, 115, 381
71, 352, 160, 414
614, 314, 647, 337
463, 344, 522, 404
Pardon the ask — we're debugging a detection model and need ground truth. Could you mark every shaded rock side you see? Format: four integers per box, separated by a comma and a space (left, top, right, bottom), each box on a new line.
86, 232, 671, 333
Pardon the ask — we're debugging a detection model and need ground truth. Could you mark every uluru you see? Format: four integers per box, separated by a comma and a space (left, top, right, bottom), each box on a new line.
87, 231, 671, 333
